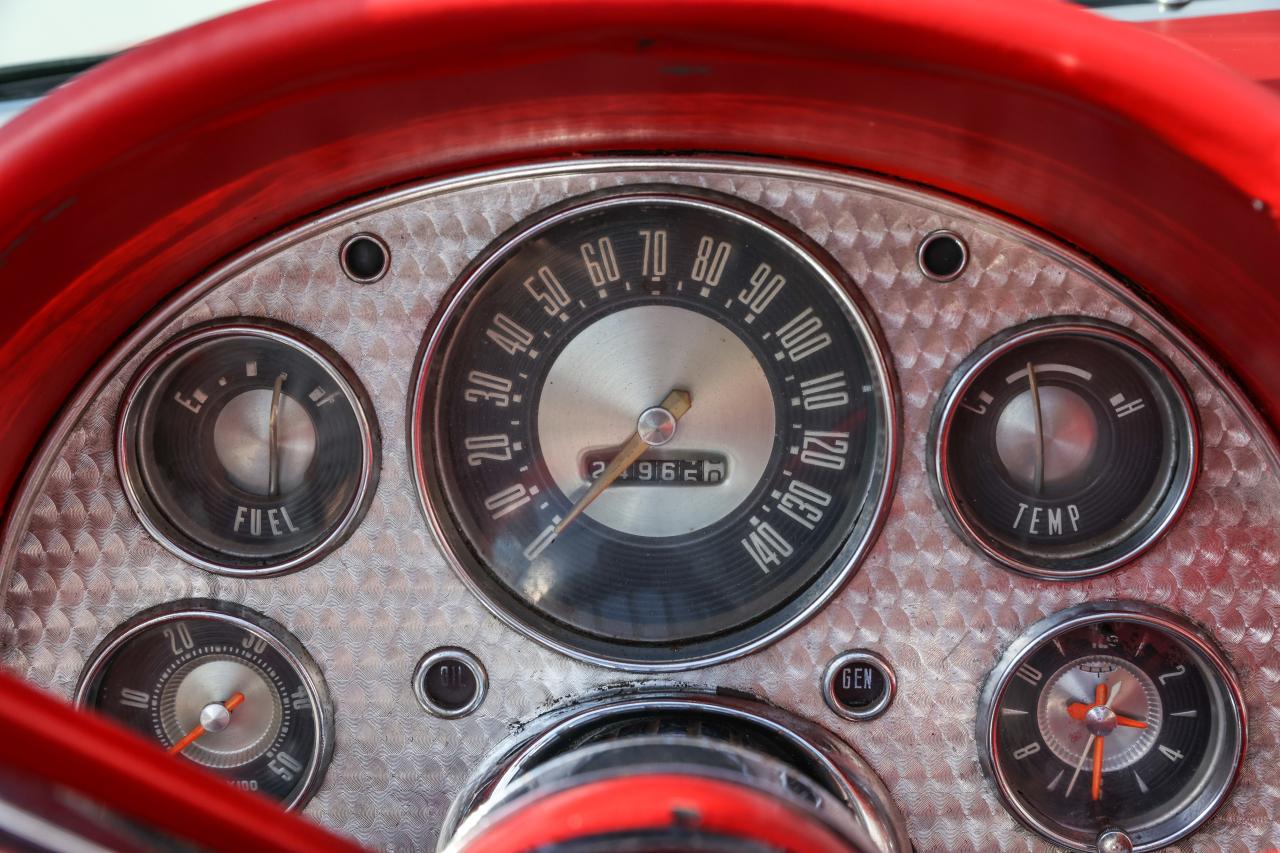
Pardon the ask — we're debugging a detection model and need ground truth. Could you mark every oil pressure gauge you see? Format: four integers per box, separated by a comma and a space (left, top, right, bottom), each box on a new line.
930, 317, 1197, 578
119, 319, 379, 576
76, 599, 333, 810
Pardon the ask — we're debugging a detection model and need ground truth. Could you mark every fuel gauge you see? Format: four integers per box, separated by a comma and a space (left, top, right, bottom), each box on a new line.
930, 317, 1197, 578
118, 319, 379, 576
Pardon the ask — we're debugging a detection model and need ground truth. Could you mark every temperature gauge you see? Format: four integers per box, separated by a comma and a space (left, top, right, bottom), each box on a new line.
118, 319, 379, 576
930, 317, 1197, 578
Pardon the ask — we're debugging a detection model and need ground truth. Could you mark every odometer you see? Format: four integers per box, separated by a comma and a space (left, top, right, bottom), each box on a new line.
411, 188, 895, 668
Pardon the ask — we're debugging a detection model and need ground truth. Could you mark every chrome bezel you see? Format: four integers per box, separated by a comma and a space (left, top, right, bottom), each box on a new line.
439, 690, 912, 852
412, 647, 488, 719
408, 186, 899, 671
929, 316, 1199, 579
116, 318, 381, 577
822, 649, 897, 721
73, 599, 335, 812
976, 602, 1247, 852
338, 232, 391, 284
916, 229, 969, 282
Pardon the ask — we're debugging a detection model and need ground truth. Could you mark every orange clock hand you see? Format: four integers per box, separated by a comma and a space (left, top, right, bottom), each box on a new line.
168, 692, 246, 756
1066, 702, 1148, 728
1091, 734, 1105, 801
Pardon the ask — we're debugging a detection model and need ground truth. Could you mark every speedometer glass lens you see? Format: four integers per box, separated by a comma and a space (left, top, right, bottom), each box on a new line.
411, 188, 894, 668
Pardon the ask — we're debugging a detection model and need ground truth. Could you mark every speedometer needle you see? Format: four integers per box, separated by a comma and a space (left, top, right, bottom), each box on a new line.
552, 388, 692, 538
168, 692, 245, 756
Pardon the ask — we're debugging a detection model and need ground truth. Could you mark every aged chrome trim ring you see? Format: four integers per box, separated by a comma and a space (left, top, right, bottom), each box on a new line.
440, 691, 913, 852
339, 232, 391, 284
408, 187, 900, 672
916, 229, 969, 282
73, 599, 336, 812
116, 319, 381, 578
822, 650, 897, 721
976, 601, 1247, 852
412, 647, 488, 719
929, 316, 1199, 579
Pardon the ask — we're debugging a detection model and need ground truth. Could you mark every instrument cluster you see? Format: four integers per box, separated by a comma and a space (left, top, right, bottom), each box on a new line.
2, 159, 1277, 852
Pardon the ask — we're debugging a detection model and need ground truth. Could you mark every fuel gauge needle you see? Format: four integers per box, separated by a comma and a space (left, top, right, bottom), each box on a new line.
169, 692, 246, 756
552, 389, 692, 538
268, 373, 286, 498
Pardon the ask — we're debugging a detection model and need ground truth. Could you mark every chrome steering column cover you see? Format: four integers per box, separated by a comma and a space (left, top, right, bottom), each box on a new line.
439, 689, 913, 853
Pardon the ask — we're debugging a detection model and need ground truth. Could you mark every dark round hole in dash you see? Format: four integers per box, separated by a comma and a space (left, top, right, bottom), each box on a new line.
340, 234, 389, 283
918, 231, 968, 281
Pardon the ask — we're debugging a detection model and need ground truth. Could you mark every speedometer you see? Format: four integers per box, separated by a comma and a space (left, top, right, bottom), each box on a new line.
410, 188, 895, 669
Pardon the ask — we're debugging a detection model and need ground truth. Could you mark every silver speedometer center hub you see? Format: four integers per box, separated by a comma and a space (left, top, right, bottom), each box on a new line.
537, 305, 776, 538
637, 405, 678, 446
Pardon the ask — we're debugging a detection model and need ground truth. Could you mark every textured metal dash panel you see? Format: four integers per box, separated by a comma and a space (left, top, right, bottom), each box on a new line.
3, 160, 1278, 852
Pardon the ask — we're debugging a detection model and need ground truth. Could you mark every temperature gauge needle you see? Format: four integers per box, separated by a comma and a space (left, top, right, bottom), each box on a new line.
1027, 361, 1045, 496
168, 692, 245, 756
553, 389, 692, 538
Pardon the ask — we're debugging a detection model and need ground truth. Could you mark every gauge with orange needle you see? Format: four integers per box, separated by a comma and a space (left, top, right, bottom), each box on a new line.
76, 599, 334, 810
979, 603, 1245, 852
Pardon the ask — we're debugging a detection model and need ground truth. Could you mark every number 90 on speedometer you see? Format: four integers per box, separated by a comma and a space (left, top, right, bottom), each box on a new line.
411, 187, 896, 669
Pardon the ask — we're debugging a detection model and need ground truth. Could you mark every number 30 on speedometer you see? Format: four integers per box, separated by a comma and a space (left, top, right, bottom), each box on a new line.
410, 187, 896, 668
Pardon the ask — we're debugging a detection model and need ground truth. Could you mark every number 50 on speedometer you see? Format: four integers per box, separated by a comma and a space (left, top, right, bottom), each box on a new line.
410, 187, 897, 669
